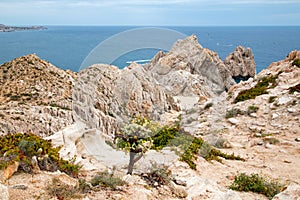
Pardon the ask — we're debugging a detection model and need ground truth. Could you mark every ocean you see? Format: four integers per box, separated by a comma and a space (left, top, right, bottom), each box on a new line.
0, 26, 299, 72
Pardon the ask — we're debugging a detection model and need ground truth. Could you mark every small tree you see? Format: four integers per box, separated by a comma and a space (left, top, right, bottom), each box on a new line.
115, 117, 158, 175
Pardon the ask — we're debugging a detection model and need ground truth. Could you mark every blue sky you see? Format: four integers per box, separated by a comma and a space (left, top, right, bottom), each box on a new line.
1, 0, 300, 26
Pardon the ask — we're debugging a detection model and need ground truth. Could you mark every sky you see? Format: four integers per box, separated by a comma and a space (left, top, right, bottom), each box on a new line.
1, 0, 300, 26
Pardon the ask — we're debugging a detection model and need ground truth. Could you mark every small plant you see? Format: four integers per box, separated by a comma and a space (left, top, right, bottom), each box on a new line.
90, 171, 124, 190
263, 137, 280, 145
225, 108, 244, 118
10, 95, 20, 101
289, 84, 300, 94
247, 105, 259, 115
204, 102, 213, 110
46, 178, 83, 199
0, 133, 81, 177
229, 173, 285, 199
179, 137, 244, 170
234, 74, 278, 103
268, 96, 277, 103
142, 163, 171, 187
292, 58, 300, 68
49, 103, 71, 111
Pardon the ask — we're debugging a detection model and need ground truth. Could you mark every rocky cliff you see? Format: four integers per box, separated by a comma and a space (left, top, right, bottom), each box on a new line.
0, 54, 75, 136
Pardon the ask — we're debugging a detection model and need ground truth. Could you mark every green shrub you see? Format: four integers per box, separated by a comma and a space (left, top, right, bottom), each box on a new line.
204, 102, 213, 110
268, 96, 277, 103
263, 137, 280, 145
234, 74, 278, 103
289, 84, 300, 94
179, 137, 244, 170
230, 173, 285, 199
152, 124, 180, 150
247, 105, 259, 115
90, 171, 124, 190
0, 133, 81, 177
142, 164, 171, 187
225, 108, 244, 118
46, 178, 83, 200
292, 58, 300, 68
10, 95, 20, 101
116, 116, 244, 171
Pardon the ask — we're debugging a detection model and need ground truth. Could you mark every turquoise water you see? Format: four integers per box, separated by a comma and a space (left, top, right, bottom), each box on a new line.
0, 26, 299, 72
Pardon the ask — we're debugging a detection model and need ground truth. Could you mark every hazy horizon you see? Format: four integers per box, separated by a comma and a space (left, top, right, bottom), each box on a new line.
1, 0, 299, 26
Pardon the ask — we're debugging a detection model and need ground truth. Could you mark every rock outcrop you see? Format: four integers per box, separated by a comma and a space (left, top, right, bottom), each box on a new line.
0, 54, 75, 136
146, 35, 235, 94
224, 45, 256, 81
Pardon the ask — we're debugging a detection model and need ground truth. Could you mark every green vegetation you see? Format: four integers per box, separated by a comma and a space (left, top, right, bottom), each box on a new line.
178, 135, 244, 170
268, 96, 277, 103
90, 171, 124, 190
234, 74, 279, 103
247, 105, 259, 115
10, 95, 20, 101
151, 124, 180, 150
292, 58, 300, 68
204, 102, 213, 110
142, 164, 171, 187
49, 103, 71, 110
0, 133, 81, 177
116, 116, 245, 172
46, 178, 83, 200
225, 108, 244, 118
230, 173, 285, 199
289, 84, 300, 94
263, 137, 280, 145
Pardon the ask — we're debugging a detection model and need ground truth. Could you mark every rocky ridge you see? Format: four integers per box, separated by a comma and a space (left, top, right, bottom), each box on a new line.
0, 54, 75, 136
73, 35, 237, 136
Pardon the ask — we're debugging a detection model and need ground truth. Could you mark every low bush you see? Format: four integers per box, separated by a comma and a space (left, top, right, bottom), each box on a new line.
46, 178, 83, 200
289, 84, 300, 94
225, 108, 244, 118
0, 133, 81, 177
234, 74, 278, 103
180, 137, 244, 170
230, 173, 285, 199
292, 58, 300, 68
204, 102, 213, 110
247, 105, 259, 115
90, 171, 124, 190
268, 96, 277, 103
142, 164, 171, 187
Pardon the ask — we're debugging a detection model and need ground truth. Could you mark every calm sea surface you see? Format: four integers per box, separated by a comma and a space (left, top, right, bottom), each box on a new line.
0, 26, 299, 72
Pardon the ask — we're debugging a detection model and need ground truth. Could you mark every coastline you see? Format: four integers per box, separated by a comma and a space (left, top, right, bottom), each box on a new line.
0, 24, 47, 32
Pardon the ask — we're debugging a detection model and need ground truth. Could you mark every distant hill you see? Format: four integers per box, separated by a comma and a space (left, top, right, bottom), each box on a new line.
0, 24, 46, 32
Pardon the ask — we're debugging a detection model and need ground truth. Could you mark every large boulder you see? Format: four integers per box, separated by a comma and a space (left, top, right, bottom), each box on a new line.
224, 46, 256, 81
